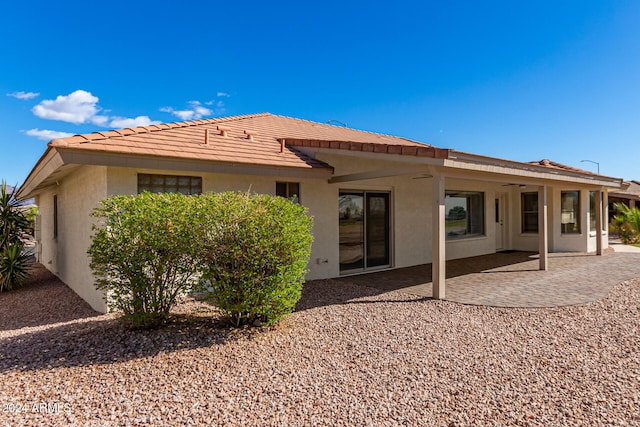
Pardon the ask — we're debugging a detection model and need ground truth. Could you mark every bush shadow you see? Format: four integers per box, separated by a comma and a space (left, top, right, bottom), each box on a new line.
296, 278, 433, 313
0, 310, 250, 373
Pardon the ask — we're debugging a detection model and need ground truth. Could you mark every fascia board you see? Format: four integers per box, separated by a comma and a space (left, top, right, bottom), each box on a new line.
59, 149, 333, 180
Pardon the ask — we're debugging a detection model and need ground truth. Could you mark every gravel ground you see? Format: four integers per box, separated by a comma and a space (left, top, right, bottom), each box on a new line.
1, 264, 639, 426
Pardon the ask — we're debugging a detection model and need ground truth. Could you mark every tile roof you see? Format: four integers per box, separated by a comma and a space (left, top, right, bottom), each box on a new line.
49, 113, 436, 171
610, 181, 640, 199
528, 159, 601, 176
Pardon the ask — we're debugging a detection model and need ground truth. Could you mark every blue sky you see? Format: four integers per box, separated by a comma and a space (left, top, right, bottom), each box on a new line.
2, 1, 639, 185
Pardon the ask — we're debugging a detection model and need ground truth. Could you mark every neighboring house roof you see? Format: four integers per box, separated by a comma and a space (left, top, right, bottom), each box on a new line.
528, 159, 601, 176
17, 112, 624, 199
609, 180, 640, 201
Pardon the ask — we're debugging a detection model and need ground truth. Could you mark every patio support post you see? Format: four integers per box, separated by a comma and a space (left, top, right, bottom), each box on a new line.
538, 185, 548, 271
603, 190, 609, 227
596, 190, 603, 255
432, 174, 446, 299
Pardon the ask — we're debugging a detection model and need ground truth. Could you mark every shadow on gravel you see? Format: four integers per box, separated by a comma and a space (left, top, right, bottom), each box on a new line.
0, 264, 258, 372
0, 263, 101, 331
296, 279, 433, 312
297, 251, 538, 311
0, 313, 243, 373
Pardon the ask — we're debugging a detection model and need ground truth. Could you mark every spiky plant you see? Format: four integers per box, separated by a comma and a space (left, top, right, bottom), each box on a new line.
0, 244, 31, 291
0, 181, 29, 248
0, 181, 32, 291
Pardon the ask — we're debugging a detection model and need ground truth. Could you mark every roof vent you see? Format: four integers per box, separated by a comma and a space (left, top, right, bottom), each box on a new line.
203, 129, 210, 145
217, 125, 231, 137
244, 130, 258, 141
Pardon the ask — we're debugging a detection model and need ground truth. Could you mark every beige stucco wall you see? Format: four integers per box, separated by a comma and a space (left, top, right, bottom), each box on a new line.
318, 155, 506, 267
106, 166, 339, 280
587, 190, 609, 253
108, 156, 442, 280
510, 186, 608, 253
442, 177, 502, 261
510, 186, 553, 252
35, 165, 108, 312
553, 188, 609, 253
35, 158, 608, 314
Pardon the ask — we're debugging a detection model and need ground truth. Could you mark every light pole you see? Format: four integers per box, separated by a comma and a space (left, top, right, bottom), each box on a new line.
581, 159, 600, 174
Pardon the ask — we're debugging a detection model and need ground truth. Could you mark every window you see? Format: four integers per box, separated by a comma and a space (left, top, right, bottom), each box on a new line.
521, 192, 538, 233
445, 191, 484, 238
276, 182, 300, 203
589, 191, 608, 232
137, 174, 202, 195
589, 191, 597, 232
53, 194, 58, 239
561, 191, 580, 234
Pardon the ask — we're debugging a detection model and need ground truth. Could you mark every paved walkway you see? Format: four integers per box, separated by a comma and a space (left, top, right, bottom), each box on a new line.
336, 248, 640, 308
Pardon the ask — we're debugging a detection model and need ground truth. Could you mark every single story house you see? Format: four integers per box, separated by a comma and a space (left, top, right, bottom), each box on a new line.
17, 113, 623, 312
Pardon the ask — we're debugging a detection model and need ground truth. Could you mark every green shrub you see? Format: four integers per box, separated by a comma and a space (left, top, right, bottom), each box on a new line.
88, 192, 201, 328
23, 206, 38, 236
0, 243, 31, 291
194, 192, 313, 327
0, 181, 32, 291
612, 202, 640, 244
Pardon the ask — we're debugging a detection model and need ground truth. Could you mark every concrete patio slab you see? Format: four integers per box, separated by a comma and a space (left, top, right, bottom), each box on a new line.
335, 251, 640, 308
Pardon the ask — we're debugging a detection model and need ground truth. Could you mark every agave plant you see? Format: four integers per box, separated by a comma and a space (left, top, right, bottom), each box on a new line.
0, 244, 31, 291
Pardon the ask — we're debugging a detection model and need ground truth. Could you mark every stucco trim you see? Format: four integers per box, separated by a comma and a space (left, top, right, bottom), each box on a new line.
59, 149, 334, 180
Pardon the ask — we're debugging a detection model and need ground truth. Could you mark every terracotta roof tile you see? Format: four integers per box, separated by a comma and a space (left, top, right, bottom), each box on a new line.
48, 113, 434, 171
528, 159, 600, 176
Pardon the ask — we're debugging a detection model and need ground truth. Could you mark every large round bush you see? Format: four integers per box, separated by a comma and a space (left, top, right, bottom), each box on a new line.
194, 192, 313, 326
88, 192, 201, 328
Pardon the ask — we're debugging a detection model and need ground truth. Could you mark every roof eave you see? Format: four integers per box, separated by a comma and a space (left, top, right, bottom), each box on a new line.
447, 151, 623, 188
58, 147, 334, 180
16, 146, 63, 200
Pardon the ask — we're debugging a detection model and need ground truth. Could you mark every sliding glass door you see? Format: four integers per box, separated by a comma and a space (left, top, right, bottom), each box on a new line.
339, 191, 390, 272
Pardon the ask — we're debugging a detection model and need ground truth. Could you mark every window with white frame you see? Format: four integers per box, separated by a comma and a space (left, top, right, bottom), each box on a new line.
445, 191, 484, 239
521, 192, 538, 233
561, 191, 580, 234
589, 191, 597, 232
589, 191, 608, 232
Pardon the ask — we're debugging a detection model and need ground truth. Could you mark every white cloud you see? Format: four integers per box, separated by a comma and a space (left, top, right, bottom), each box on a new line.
29, 89, 161, 129
160, 107, 194, 120
160, 100, 213, 121
109, 116, 160, 128
32, 90, 101, 124
91, 115, 110, 126
217, 92, 230, 97
7, 91, 40, 100
24, 128, 74, 141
